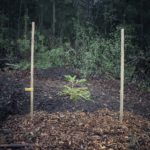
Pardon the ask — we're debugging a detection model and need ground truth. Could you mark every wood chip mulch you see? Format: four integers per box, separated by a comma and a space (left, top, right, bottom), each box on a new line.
0, 109, 150, 150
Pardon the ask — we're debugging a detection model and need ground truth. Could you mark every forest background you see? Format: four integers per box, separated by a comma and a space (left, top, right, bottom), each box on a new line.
0, 0, 149, 87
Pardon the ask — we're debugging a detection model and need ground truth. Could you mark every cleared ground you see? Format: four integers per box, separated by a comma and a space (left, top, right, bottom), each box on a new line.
0, 68, 150, 149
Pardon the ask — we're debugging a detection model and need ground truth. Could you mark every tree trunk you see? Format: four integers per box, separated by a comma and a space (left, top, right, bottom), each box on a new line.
39, 4, 44, 32
17, 0, 22, 38
52, 0, 56, 36
140, 0, 144, 50
24, 8, 28, 40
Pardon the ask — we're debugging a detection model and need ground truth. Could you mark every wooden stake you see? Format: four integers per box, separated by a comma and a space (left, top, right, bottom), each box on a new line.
30, 22, 35, 119
120, 29, 125, 123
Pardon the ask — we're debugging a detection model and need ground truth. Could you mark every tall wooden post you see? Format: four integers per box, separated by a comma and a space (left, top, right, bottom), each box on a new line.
30, 22, 35, 119
120, 29, 125, 123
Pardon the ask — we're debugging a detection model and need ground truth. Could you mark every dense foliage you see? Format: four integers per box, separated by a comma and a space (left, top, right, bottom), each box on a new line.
0, 0, 149, 86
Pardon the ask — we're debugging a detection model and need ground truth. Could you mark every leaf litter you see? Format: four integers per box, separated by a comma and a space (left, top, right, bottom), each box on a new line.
0, 68, 150, 149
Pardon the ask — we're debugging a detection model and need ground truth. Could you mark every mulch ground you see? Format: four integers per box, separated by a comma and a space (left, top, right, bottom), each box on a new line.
0, 67, 150, 150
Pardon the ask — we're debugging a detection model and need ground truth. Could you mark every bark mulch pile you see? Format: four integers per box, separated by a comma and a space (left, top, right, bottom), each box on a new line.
0, 109, 150, 150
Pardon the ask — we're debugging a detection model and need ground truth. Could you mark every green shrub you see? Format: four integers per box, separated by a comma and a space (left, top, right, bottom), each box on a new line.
63, 42, 77, 67
35, 51, 51, 68
73, 26, 121, 78
17, 37, 30, 59
35, 32, 48, 52
72, 25, 138, 80
16, 25, 138, 81
49, 47, 65, 67
60, 75, 91, 101
16, 60, 30, 70
48, 45, 77, 67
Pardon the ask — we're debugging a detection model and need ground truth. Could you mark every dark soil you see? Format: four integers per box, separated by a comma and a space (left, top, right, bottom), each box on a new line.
0, 67, 150, 149
0, 73, 29, 121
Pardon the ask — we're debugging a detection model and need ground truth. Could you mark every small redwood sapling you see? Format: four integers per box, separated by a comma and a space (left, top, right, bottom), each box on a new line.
60, 75, 91, 101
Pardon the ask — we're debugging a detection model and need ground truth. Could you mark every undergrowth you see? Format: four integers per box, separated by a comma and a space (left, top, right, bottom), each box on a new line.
14, 25, 149, 88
